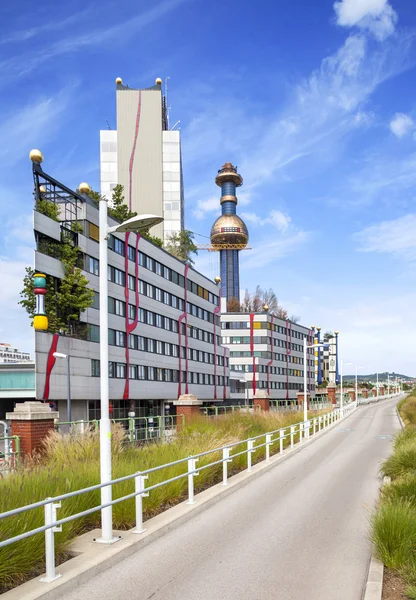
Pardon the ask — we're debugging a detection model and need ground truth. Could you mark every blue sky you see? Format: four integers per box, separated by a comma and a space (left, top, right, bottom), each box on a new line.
1, 0, 416, 376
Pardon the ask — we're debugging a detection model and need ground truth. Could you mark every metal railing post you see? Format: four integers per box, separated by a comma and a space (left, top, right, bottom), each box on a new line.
222, 447, 231, 486
187, 457, 199, 504
280, 429, 284, 454
290, 426, 295, 448
313, 419, 316, 436
133, 473, 149, 533
299, 422, 303, 443
265, 433, 272, 462
129, 418, 135, 443
40, 499, 62, 583
247, 439, 254, 472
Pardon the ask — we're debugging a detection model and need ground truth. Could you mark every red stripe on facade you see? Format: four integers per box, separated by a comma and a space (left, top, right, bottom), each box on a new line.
43, 333, 59, 400
128, 90, 142, 211
285, 320, 292, 400
123, 233, 140, 400
267, 315, 274, 396
249, 313, 256, 396
178, 264, 189, 397
223, 346, 226, 400
213, 303, 220, 400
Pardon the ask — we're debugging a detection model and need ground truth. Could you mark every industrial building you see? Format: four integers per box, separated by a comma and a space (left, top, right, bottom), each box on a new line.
31, 151, 229, 422
100, 77, 184, 242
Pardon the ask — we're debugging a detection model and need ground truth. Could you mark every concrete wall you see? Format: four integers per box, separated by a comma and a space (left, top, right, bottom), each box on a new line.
116, 88, 163, 239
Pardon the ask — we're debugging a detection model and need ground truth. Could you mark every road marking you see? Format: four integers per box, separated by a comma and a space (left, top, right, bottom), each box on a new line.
338, 428, 355, 433
377, 434, 393, 440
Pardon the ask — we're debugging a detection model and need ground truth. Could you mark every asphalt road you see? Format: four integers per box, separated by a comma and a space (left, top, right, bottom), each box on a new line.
61, 398, 400, 600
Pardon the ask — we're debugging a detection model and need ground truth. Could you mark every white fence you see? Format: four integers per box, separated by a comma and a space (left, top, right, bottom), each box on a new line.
0, 402, 362, 583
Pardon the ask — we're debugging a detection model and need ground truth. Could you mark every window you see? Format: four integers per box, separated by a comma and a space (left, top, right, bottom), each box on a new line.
91, 291, 99, 309
129, 304, 136, 320
91, 359, 100, 377
155, 287, 162, 302
116, 363, 126, 378
89, 222, 99, 242
129, 365, 137, 379
128, 274, 136, 291
88, 324, 100, 343
86, 255, 99, 276
128, 245, 135, 261
156, 341, 164, 354
155, 314, 163, 328
116, 331, 125, 347
113, 237, 124, 256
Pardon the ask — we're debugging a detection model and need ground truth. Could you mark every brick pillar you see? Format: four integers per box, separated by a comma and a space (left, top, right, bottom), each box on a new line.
327, 385, 337, 405
6, 401, 59, 458
253, 390, 270, 412
372, 388, 377, 397
379, 386, 385, 396
297, 392, 309, 409
362, 389, 369, 399
348, 390, 356, 402
174, 394, 203, 428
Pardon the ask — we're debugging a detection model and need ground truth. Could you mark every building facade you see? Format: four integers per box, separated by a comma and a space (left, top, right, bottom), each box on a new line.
32, 153, 229, 422
0, 343, 32, 364
312, 328, 339, 386
210, 163, 249, 305
221, 312, 316, 406
100, 77, 184, 242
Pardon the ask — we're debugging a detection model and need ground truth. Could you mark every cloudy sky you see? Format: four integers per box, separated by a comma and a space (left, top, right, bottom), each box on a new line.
0, 0, 415, 375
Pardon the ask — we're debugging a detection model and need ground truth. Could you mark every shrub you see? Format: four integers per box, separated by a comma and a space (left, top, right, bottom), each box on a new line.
371, 500, 416, 570
382, 473, 416, 507
381, 438, 416, 480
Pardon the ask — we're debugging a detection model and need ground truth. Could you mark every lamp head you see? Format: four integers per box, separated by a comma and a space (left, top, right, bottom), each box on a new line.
113, 213, 164, 233
53, 352, 67, 359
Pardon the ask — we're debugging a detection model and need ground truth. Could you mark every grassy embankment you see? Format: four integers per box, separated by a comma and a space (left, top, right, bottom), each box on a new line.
0, 409, 328, 592
371, 393, 416, 599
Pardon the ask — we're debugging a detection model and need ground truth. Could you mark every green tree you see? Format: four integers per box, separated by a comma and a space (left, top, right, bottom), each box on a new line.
240, 286, 293, 319
164, 230, 198, 265
19, 239, 94, 336
37, 198, 60, 221
108, 184, 136, 223
227, 297, 241, 312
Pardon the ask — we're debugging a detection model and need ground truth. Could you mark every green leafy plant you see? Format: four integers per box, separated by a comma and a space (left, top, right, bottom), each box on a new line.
37, 198, 60, 221
164, 229, 198, 265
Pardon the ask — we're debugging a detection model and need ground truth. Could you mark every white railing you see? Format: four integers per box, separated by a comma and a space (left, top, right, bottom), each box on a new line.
0, 402, 357, 583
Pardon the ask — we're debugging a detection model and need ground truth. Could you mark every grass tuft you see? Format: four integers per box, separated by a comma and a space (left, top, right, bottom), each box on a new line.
371, 500, 416, 570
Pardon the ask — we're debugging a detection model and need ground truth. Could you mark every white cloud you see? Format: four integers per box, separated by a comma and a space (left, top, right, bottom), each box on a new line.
354, 214, 416, 260
389, 112, 415, 138
241, 210, 292, 233
334, 0, 398, 40
0, 86, 75, 167
242, 230, 313, 270
192, 196, 219, 221
0, 0, 190, 78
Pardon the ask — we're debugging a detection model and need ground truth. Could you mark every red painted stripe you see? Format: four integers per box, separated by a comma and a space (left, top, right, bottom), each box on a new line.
123, 233, 140, 400
223, 346, 226, 400
213, 304, 220, 400
267, 315, 274, 396
178, 264, 189, 397
249, 313, 256, 396
43, 333, 59, 400
285, 320, 292, 400
128, 91, 142, 211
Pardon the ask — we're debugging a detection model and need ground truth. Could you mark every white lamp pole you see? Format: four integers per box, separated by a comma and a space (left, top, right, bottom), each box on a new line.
303, 338, 327, 432
52, 352, 71, 422
340, 360, 352, 415
355, 365, 363, 405
97, 197, 163, 544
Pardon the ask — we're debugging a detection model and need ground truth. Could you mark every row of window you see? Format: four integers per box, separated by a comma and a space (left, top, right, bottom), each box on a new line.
237, 380, 309, 391
222, 321, 310, 339
91, 360, 229, 386
95, 261, 218, 326
221, 334, 305, 353
126, 331, 228, 366
106, 234, 219, 306
231, 364, 313, 378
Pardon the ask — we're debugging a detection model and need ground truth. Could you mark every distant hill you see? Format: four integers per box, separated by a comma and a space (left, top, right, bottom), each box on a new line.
342, 372, 414, 382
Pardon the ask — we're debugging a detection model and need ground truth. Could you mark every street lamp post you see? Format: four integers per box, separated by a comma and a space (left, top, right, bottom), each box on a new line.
303, 338, 327, 434
52, 352, 71, 423
355, 365, 364, 405
340, 360, 352, 416
97, 198, 163, 544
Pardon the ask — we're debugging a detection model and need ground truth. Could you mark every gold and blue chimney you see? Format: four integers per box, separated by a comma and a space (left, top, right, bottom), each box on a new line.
210, 163, 248, 304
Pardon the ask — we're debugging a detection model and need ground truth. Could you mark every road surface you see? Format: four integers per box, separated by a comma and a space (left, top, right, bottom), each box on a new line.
61, 398, 400, 600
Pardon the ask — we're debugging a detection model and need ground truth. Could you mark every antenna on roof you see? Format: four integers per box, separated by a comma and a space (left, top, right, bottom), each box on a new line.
105, 120, 112, 130
165, 76, 171, 129
170, 120, 180, 131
